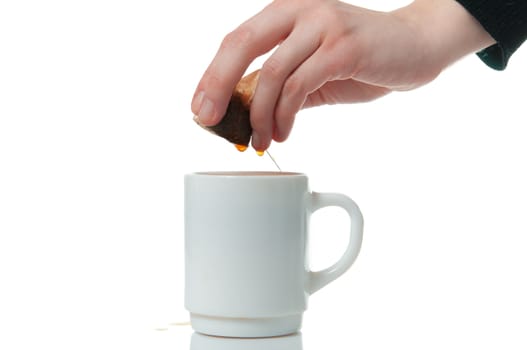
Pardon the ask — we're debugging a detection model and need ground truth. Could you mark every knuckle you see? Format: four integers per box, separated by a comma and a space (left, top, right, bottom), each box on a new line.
202, 68, 224, 90
270, 0, 295, 11
220, 25, 253, 50
282, 74, 305, 101
261, 56, 286, 81
304, 1, 340, 26
322, 2, 350, 28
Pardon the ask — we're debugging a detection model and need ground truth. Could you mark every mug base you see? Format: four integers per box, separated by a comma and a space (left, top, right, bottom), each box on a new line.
190, 313, 302, 338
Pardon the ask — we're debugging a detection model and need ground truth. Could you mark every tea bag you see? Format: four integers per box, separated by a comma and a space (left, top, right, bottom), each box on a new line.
193, 70, 281, 171
193, 70, 259, 151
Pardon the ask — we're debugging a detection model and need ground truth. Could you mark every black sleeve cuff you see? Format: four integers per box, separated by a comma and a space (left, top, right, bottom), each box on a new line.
455, 0, 527, 70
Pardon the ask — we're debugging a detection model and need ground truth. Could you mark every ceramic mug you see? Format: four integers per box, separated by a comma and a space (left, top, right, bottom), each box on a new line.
184, 171, 363, 337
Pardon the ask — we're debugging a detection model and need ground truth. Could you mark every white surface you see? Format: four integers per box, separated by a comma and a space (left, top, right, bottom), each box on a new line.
1, 0, 527, 349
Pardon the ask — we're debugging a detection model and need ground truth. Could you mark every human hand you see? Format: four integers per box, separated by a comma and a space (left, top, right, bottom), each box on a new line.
191, 0, 494, 151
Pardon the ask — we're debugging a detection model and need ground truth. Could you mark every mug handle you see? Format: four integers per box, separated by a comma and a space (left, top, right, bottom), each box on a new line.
306, 191, 364, 294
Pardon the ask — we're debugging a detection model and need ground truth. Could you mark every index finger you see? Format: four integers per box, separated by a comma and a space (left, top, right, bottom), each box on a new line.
191, 1, 296, 126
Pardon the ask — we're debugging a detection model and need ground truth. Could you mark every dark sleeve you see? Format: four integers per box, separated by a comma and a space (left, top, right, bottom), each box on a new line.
455, 0, 527, 70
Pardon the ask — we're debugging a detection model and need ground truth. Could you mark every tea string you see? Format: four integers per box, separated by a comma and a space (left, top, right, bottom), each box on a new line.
266, 150, 282, 172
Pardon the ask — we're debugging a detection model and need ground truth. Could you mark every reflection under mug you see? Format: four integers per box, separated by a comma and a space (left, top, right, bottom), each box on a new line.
185, 171, 363, 337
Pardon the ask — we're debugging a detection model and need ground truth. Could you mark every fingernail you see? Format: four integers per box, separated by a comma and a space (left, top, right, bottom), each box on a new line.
194, 90, 204, 105
197, 95, 216, 125
192, 91, 204, 114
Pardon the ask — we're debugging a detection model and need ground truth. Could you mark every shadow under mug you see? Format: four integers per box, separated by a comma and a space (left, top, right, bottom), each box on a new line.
185, 171, 363, 337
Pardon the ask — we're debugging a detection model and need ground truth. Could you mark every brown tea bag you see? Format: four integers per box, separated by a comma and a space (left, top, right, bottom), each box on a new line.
193, 70, 260, 151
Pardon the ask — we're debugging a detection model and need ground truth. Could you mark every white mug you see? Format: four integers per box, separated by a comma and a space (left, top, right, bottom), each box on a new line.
184, 171, 363, 337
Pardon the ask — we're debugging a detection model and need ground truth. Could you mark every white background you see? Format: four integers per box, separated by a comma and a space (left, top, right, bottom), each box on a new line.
1, 0, 526, 349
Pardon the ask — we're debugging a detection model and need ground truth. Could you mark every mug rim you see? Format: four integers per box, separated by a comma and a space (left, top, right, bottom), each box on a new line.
189, 171, 305, 177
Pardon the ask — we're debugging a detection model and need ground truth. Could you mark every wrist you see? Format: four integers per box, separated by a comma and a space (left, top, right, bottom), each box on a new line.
394, 0, 495, 70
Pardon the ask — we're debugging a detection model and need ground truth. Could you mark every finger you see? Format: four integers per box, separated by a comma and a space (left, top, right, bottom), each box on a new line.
273, 49, 335, 142
250, 26, 322, 151
191, 3, 295, 126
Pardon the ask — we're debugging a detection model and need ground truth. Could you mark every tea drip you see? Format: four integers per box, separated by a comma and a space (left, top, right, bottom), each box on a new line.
235, 143, 282, 171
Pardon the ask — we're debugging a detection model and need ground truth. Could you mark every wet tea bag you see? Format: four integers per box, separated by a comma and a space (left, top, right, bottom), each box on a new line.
193, 70, 282, 171
193, 70, 259, 152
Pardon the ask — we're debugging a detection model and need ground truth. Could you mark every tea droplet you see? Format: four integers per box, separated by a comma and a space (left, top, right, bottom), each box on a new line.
256, 150, 265, 157
235, 144, 248, 152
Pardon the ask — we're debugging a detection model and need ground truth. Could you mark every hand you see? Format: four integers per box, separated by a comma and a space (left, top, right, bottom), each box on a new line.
191, 0, 494, 151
